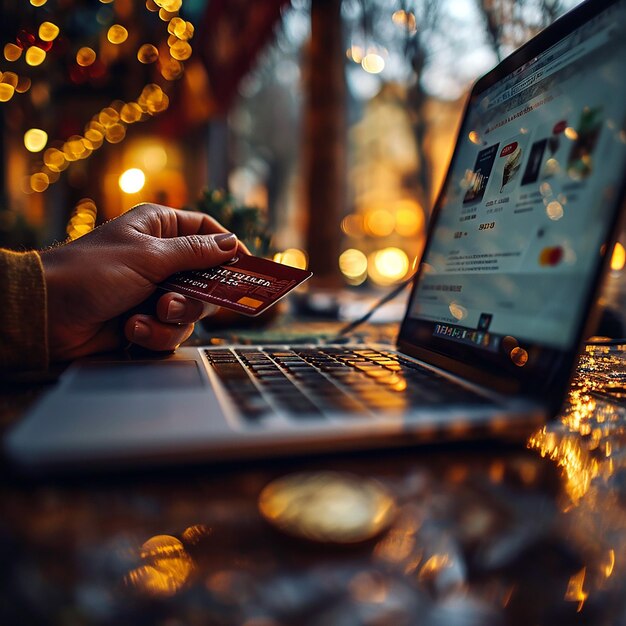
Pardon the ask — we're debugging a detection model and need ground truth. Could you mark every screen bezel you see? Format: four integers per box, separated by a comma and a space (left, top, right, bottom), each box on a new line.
396, 0, 626, 415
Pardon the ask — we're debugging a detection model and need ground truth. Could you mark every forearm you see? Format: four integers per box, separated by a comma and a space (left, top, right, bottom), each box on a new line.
0, 249, 48, 372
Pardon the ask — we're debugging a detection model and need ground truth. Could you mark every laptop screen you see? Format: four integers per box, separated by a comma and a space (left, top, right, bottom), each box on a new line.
399, 0, 626, 399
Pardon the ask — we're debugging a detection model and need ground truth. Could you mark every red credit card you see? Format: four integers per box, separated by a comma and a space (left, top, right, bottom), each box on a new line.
160, 254, 313, 316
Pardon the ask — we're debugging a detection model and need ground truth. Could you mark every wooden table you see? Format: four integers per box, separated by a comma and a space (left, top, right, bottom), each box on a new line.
1, 324, 624, 626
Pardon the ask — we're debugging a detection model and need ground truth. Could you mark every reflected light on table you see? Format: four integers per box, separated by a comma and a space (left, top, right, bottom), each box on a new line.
124, 534, 193, 597
564, 567, 588, 612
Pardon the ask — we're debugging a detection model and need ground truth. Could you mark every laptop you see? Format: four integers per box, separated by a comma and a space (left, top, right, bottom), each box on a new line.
6, 0, 626, 470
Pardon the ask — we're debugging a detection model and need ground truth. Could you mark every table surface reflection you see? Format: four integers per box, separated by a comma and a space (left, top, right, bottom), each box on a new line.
2, 323, 626, 626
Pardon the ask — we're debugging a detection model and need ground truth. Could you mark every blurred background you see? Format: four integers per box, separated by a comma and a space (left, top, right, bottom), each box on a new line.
2, 0, 601, 299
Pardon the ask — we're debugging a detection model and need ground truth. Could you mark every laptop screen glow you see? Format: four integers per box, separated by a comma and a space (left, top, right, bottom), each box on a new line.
407, 0, 626, 359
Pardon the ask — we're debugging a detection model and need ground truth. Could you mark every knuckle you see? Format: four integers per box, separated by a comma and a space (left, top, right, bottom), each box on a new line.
183, 234, 216, 260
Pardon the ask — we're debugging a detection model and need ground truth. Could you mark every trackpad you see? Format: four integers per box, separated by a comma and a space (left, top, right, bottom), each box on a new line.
67, 360, 203, 392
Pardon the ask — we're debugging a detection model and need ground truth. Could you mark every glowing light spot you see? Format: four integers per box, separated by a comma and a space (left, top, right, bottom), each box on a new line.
161, 59, 183, 80
84, 128, 104, 148
39, 22, 59, 41
347, 44, 364, 63
0, 83, 15, 102
339, 248, 368, 281
544, 157, 560, 175
159, 8, 177, 21
161, 0, 182, 11
468, 130, 481, 145
145, 0, 159, 11
365, 209, 395, 237
168, 17, 185, 36
30, 172, 49, 193
120, 102, 143, 123
564, 127, 579, 141
125, 535, 192, 597
25, 46, 46, 66
449, 302, 468, 320
107, 24, 128, 44
341, 213, 364, 236
392, 10, 417, 33
44, 148, 66, 172
137, 84, 170, 113
546, 201, 563, 221
539, 182, 552, 197
119, 168, 146, 193
369, 247, 409, 285
76, 47, 96, 67
169, 40, 192, 60
183, 22, 195, 40
16, 76, 31, 93
105, 123, 126, 144
1, 72, 18, 88
4, 43, 22, 61
361, 53, 385, 74
24, 128, 48, 152
394, 200, 423, 236
564, 568, 588, 612
30, 0, 47, 6
273, 248, 307, 270
99, 107, 120, 127
611, 242, 626, 271
510, 347, 528, 367
603, 550, 615, 579
137, 43, 159, 64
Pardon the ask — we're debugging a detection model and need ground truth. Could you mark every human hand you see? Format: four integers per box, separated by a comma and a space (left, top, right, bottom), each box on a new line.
40, 203, 242, 361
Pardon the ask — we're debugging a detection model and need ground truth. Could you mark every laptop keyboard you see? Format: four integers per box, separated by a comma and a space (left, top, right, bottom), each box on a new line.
204, 347, 490, 420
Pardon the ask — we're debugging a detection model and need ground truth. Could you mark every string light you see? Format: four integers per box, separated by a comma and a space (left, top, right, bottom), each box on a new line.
25, 47, 46, 66
38, 22, 60, 42
3, 0, 196, 195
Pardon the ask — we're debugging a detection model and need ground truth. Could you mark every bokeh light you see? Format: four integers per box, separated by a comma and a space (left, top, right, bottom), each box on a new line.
368, 247, 410, 285
15, 76, 31, 93
361, 52, 385, 74
546, 200, 564, 221
365, 209, 395, 237
107, 24, 129, 44
395, 200, 423, 236
76, 47, 96, 67
4, 43, 22, 61
24, 128, 48, 152
169, 40, 192, 61
0, 84, 15, 102
119, 168, 146, 193
274, 248, 307, 270
25, 47, 46, 66
611, 242, 626, 271
39, 22, 60, 41
564, 127, 579, 141
2, 72, 18, 88
30, 172, 49, 193
339, 248, 368, 285
392, 10, 417, 34
138, 44, 159, 64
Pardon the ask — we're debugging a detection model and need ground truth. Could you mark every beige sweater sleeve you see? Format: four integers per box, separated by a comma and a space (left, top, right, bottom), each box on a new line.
0, 249, 48, 372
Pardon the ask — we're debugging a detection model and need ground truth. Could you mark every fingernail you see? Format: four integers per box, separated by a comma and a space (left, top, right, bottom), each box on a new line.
214, 232, 237, 251
166, 298, 185, 321
132, 320, 150, 341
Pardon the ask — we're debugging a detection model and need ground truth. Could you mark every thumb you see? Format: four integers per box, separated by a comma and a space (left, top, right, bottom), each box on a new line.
153, 232, 239, 278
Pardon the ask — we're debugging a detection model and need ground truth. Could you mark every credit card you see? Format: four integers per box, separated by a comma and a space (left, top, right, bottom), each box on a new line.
160, 254, 313, 316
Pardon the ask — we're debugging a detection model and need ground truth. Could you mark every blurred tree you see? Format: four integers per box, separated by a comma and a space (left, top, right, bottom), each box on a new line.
302, 0, 346, 288
476, 0, 569, 61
